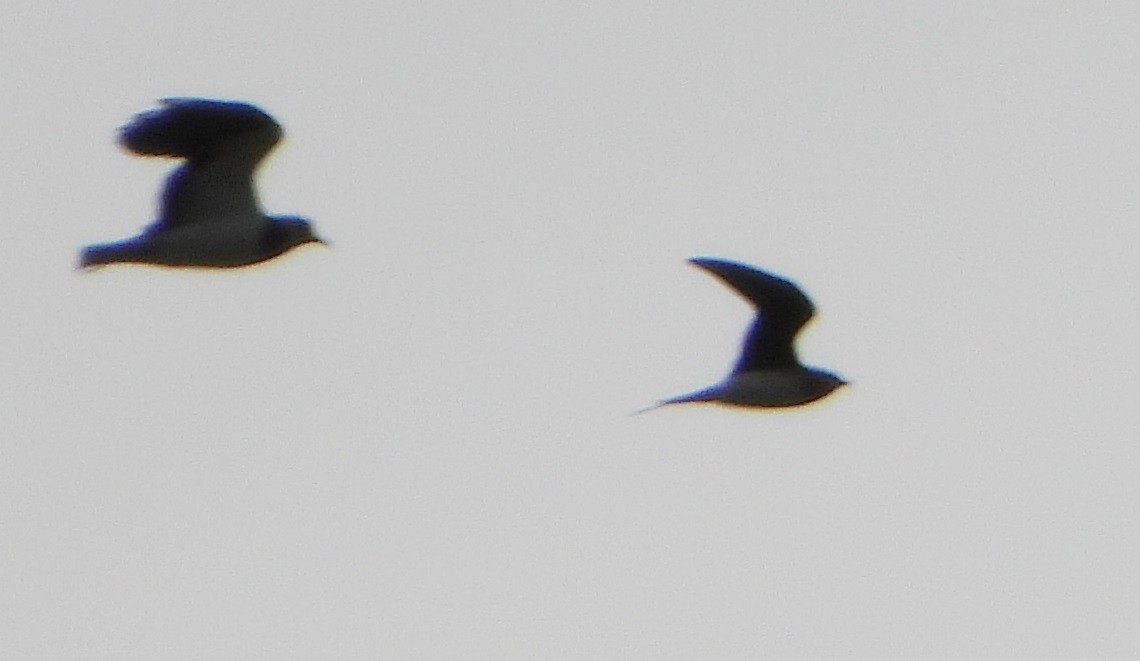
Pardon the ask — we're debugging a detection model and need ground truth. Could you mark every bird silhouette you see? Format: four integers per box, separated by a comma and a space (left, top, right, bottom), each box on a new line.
645, 258, 845, 411
80, 98, 324, 268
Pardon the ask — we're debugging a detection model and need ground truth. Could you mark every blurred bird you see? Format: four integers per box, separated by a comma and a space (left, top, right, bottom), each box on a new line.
80, 98, 325, 268
644, 258, 845, 411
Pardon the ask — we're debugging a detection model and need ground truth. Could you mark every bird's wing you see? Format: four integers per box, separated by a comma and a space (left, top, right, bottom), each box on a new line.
120, 99, 283, 228
688, 258, 816, 373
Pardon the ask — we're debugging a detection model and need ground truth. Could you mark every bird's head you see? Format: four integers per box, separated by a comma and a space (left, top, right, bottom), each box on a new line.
814, 370, 848, 395
263, 216, 328, 259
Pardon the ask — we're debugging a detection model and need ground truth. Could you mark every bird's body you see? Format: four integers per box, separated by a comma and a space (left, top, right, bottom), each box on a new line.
80, 98, 324, 269
649, 258, 845, 411
82, 215, 317, 268
661, 368, 844, 408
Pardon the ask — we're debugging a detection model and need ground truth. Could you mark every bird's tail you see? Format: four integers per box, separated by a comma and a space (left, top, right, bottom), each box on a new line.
631, 384, 727, 415
631, 387, 722, 415
79, 242, 143, 269
631, 402, 667, 416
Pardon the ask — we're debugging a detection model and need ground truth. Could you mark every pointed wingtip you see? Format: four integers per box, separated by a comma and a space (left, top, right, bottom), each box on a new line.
685, 256, 815, 317
687, 256, 782, 281
687, 256, 742, 271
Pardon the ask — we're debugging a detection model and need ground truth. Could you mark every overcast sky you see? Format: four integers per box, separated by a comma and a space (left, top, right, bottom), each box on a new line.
3, 1, 1139, 658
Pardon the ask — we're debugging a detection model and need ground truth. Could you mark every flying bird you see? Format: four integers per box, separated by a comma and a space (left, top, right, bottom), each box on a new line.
646, 258, 845, 411
80, 98, 325, 268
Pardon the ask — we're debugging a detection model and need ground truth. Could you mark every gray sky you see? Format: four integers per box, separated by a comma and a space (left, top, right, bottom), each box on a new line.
4, 1, 1139, 658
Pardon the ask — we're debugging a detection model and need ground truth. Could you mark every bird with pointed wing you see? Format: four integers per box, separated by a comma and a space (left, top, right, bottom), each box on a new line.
81, 98, 325, 268
646, 258, 845, 411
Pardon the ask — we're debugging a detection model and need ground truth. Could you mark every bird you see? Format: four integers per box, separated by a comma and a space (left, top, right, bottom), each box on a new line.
80, 98, 325, 268
645, 258, 845, 411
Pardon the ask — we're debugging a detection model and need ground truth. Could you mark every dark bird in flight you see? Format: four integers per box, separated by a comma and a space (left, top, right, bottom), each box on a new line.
646, 258, 845, 411
80, 98, 325, 268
